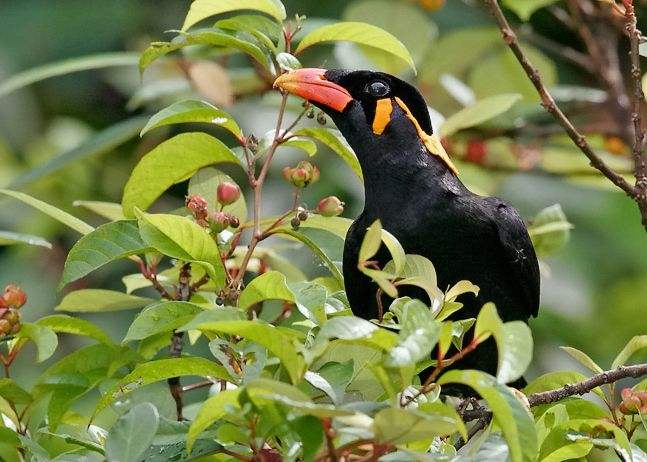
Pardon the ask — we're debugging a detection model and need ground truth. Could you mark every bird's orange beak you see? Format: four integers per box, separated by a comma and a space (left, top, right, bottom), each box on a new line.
273, 68, 353, 112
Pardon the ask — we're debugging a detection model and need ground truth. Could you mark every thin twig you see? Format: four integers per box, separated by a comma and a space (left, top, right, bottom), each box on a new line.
167, 263, 191, 420
484, 0, 637, 199
181, 379, 214, 393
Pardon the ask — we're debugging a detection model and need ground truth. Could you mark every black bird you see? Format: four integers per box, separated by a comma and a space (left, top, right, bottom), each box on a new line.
275, 69, 540, 383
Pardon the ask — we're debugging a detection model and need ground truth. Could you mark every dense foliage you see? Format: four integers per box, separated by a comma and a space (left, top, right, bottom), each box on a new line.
1, 0, 647, 461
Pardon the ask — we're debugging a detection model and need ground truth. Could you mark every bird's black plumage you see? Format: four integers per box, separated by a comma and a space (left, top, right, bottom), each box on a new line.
278, 69, 540, 383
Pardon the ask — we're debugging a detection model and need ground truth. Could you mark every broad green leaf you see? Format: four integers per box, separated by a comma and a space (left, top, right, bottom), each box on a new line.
270, 227, 344, 285
216, 14, 280, 51
281, 137, 317, 156
439, 370, 538, 462
0, 52, 138, 99
359, 220, 383, 262
188, 168, 247, 223
136, 210, 225, 285
469, 45, 557, 102
73, 201, 126, 221
123, 301, 203, 343
37, 315, 113, 345
343, 0, 437, 74
187, 320, 305, 383
13, 323, 58, 363
177, 306, 246, 332
373, 408, 460, 444
386, 299, 441, 367
318, 317, 378, 341
238, 271, 295, 309
528, 204, 573, 258
276, 52, 302, 72
182, 0, 287, 31
122, 133, 242, 217
0, 231, 51, 249
381, 228, 405, 276
0, 379, 32, 405
105, 403, 159, 462
0, 189, 93, 235
295, 22, 416, 73
55, 289, 154, 313
385, 254, 443, 308
560, 346, 603, 374
95, 358, 231, 415
612, 335, 647, 368
474, 303, 533, 383
440, 94, 522, 137
186, 389, 240, 452
140, 30, 269, 71
294, 128, 362, 180
502, 0, 559, 21
141, 100, 243, 140
60, 220, 149, 288
9, 117, 147, 189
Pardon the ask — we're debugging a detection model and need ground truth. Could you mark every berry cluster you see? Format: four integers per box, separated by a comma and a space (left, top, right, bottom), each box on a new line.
0, 285, 26, 336
282, 160, 320, 188
619, 388, 647, 415
185, 181, 242, 232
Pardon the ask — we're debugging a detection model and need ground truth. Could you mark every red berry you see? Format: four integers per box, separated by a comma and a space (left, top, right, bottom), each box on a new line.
217, 182, 241, 206
465, 139, 487, 164
3, 285, 26, 309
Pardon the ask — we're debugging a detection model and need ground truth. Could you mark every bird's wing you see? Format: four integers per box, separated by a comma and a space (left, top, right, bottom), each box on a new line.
486, 198, 541, 318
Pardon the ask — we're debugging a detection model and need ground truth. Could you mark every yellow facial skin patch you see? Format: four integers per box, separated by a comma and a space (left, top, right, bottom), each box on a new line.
372, 98, 393, 135
394, 97, 459, 175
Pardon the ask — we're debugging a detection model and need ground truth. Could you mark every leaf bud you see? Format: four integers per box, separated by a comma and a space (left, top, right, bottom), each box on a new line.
316, 196, 345, 217
209, 211, 231, 233
3, 285, 27, 309
217, 181, 241, 206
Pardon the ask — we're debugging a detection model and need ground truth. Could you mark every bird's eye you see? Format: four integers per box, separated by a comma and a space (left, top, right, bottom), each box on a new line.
366, 81, 389, 97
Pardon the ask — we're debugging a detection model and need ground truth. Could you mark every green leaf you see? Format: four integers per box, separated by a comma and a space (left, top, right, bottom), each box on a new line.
276, 52, 302, 72
216, 14, 280, 51
0, 379, 32, 405
502, 0, 559, 21
440, 94, 522, 137
60, 220, 149, 288
0, 231, 51, 249
294, 127, 362, 180
186, 389, 240, 452
386, 299, 441, 367
295, 22, 416, 73
95, 358, 231, 415
123, 302, 203, 343
36, 315, 113, 345
528, 204, 573, 258
270, 228, 344, 285
135, 210, 225, 285
281, 137, 317, 156
187, 320, 305, 384
9, 116, 147, 189
474, 303, 533, 384
122, 132, 242, 217
373, 407, 461, 444
0, 189, 93, 235
381, 229, 405, 276
73, 201, 126, 221
238, 271, 295, 309
141, 99, 243, 140
105, 403, 159, 462
182, 0, 287, 31
560, 346, 603, 374
55, 289, 154, 313
177, 307, 246, 332
439, 370, 538, 462
318, 317, 378, 341
140, 30, 269, 71
612, 335, 647, 369
359, 220, 383, 262
0, 52, 139, 99
13, 323, 58, 363
188, 168, 247, 223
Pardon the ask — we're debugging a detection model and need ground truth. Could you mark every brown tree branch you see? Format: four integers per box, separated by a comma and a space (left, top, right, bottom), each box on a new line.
483, 0, 637, 199
458, 363, 647, 425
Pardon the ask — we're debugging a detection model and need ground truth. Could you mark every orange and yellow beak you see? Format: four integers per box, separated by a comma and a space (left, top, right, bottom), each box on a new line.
273, 68, 353, 112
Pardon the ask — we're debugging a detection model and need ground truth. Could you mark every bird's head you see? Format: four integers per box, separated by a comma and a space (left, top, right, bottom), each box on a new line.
274, 68, 457, 175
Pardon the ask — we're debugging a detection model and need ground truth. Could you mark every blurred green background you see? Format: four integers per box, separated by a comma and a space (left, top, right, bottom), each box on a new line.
1, 0, 646, 389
